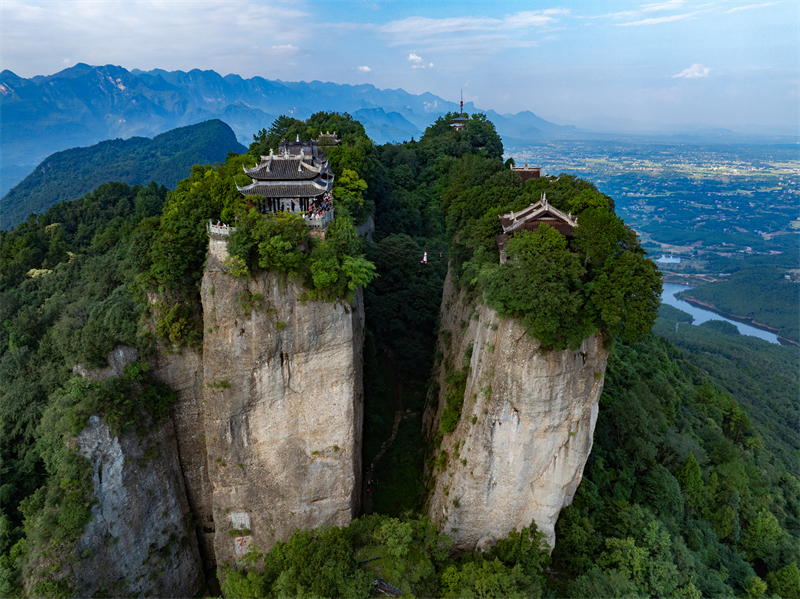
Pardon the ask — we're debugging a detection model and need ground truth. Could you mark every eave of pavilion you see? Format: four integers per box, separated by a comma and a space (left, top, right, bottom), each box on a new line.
236, 176, 333, 198
499, 196, 577, 234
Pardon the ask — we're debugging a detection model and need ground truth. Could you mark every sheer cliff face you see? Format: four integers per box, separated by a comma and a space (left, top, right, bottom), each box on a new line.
425, 272, 608, 553
74, 415, 205, 597
200, 237, 364, 566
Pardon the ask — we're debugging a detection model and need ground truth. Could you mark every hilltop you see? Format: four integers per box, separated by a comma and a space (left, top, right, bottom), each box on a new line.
0, 119, 245, 230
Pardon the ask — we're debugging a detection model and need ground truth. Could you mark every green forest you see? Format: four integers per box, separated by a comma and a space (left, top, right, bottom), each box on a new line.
0, 111, 797, 598
0, 119, 246, 231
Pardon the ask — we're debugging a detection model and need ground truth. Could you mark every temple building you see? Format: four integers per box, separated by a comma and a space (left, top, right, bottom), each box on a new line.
496, 194, 578, 262
237, 134, 339, 232
510, 163, 542, 181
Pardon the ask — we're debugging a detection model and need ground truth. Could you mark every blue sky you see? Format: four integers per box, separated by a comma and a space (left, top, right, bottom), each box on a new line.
2, 1, 797, 130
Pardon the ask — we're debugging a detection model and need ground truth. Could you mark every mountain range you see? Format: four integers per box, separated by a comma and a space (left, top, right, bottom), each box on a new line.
3, 63, 795, 199
0, 63, 582, 195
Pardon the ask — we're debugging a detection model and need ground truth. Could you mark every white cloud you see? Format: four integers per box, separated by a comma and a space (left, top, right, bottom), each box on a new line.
726, 3, 775, 13
408, 53, 433, 69
380, 10, 564, 52
1, 1, 311, 78
617, 11, 702, 26
357, 65, 372, 73
673, 64, 710, 78
271, 45, 298, 54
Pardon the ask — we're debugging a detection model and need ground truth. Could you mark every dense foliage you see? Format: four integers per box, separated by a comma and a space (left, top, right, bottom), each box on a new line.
2, 109, 797, 599
1, 120, 245, 231
440, 158, 662, 350
221, 514, 551, 599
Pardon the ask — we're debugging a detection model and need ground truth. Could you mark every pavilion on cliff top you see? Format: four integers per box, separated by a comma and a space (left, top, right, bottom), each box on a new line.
496, 193, 578, 262
237, 133, 340, 232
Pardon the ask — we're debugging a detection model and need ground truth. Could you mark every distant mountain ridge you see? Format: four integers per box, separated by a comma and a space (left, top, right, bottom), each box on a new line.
1, 119, 245, 229
1, 63, 579, 193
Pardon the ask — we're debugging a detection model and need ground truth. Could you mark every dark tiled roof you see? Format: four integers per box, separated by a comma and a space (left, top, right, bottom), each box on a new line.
237, 179, 332, 198
244, 156, 332, 181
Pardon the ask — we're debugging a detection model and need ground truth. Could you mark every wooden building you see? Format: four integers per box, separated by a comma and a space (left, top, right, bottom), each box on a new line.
237, 135, 338, 231
510, 163, 542, 181
496, 194, 578, 262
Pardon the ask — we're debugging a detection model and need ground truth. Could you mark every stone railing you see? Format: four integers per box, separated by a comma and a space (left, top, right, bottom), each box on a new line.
207, 221, 236, 236
306, 208, 334, 230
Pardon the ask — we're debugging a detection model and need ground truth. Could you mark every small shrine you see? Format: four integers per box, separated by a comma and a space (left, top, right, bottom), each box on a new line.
496, 193, 578, 262
237, 133, 340, 233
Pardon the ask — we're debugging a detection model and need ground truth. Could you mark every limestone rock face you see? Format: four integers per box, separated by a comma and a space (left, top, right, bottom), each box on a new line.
152, 348, 215, 567
425, 272, 609, 552
73, 415, 204, 597
200, 237, 364, 566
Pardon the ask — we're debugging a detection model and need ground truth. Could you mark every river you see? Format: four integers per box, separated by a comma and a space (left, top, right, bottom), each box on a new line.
661, 283, 780, 344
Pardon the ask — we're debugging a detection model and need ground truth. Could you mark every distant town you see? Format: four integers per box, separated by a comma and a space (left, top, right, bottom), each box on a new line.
507, 141, 799, 282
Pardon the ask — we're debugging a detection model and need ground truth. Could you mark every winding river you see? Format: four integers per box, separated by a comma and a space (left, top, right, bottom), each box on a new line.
661, 283, 780, 344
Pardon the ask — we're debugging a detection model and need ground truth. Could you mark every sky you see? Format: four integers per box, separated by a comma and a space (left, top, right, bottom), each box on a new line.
1, 0, 798, 131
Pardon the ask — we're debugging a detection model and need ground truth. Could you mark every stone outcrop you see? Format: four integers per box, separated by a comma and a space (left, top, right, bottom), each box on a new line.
72, 345, 139, 380
72, 415, 204, 597
199, 234, 365, 567
424, 271, 609, 553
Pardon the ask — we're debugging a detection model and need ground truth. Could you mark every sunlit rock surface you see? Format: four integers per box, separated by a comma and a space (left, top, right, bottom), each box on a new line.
425, 271, 609, 552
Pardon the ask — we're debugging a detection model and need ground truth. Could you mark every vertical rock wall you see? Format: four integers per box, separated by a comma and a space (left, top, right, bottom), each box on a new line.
200, 234, 364, 567
153, 349, 216, 567
425, 271, 609, 553
73, 415, 205, 597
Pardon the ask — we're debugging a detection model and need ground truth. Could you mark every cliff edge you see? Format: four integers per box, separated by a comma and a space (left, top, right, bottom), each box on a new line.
425, 271, 609, 552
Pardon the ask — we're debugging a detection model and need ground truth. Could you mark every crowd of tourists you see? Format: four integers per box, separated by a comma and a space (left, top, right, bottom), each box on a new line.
305, 191, 333, 221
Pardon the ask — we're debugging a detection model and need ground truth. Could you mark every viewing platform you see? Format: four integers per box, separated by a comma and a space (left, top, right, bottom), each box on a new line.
207, 222, 236, 236
305, 208, 334, 231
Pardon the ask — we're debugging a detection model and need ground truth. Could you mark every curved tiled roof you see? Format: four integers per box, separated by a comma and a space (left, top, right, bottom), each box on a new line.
237, 177, 332, 198
243, 155, 332, 181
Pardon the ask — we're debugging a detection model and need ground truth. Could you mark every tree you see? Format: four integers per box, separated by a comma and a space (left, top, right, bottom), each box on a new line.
333, 168, 368, 222
589, 249, 662, 341
739, 509, 788, 562
766, 563, 800, 599
676, 452, 704, 511
573, 207, 626, 269
485, 225, 591, 351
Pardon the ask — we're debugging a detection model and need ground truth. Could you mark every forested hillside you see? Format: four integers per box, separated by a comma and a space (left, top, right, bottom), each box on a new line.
0, 112, 797, 598
1, 120, 245, 230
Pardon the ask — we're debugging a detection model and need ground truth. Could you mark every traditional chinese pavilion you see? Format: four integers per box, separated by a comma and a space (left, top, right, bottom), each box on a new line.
496, 194, 578, 262
450, 92, 468, 131
237, 134, 339, 230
